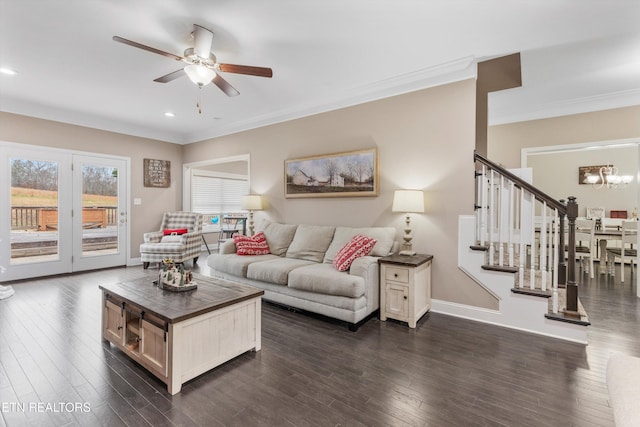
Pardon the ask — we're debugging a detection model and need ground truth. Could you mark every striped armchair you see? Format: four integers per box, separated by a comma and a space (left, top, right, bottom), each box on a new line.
140, 211, 203, 269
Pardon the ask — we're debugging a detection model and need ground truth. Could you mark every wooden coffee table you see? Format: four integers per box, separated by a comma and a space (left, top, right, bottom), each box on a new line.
99, 273, 264, 394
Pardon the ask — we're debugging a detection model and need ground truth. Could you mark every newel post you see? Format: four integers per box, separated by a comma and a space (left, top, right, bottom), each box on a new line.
565, 196, 579, 316
558, 199, 567, 286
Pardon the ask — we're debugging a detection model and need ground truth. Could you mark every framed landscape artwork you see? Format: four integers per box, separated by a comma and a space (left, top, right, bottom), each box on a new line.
284, 148, 378, 198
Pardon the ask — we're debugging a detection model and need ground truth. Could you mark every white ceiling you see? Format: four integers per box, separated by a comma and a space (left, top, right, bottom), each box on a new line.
1, 0, 639, 145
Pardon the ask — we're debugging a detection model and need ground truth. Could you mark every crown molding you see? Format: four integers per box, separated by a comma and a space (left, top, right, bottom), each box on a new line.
186, 56, 477, 144
489, 88, 640, 126
0, 97, 182, 143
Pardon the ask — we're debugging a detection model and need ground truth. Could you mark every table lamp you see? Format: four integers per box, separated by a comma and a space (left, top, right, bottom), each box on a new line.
242, 194, 263, 235
392, 189, 425, 256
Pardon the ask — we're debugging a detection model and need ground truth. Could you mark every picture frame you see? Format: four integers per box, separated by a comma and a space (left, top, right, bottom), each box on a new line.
144, 159, 171, 188
285, 148, 378, 198
578, 165, 606, 185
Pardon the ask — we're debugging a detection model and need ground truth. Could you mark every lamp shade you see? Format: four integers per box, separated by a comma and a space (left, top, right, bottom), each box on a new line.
242, 194, 263, 211
184, 64, 216, 86
392, 190, 424, 213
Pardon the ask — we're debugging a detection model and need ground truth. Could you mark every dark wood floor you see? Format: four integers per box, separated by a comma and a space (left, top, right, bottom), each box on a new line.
1, 258, 638, 427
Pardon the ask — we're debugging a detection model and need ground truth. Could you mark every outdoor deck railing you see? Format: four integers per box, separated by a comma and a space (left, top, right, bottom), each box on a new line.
10, 206, 118, 230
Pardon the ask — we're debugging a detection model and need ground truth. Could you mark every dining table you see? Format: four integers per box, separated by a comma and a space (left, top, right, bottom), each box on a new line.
594, 228, 623, 274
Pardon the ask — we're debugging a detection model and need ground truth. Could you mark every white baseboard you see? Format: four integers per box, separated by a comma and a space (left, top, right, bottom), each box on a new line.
431, 299, 588, 345
128, 257, 142, 266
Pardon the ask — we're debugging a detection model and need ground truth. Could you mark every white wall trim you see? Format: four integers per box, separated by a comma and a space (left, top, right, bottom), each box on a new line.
431, 299, 588, 345
186, 57, 477, 143
182, 154, 251, 211
457, 215, 588, 344
490, 88, 640, 126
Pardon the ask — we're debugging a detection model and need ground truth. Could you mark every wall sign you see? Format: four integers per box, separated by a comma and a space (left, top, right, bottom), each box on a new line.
144, 159, 171, 188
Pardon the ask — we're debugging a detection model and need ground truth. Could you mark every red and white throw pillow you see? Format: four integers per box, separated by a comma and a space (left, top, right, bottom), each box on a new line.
233, 232, 271, 256
163, 228, 188, 235
333, 234, 377, 272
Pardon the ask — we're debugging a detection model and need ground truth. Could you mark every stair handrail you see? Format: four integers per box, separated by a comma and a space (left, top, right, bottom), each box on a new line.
474, 151, 566, 214
474, 150, 580, 318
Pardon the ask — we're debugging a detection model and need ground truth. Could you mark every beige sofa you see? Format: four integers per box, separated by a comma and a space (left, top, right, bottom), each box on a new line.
206, 221, 396, 330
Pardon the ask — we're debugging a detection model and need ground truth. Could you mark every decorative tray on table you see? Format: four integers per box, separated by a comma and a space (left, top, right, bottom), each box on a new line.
153, 259, 197, 292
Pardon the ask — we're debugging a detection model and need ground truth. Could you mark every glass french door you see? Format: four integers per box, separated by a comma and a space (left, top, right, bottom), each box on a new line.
1, 147, 72, 280
71, 155, 127, 272
0, 145, 128, 281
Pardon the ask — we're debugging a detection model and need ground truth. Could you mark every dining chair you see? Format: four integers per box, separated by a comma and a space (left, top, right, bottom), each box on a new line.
606, 220, 638, 283
574, 218, 596, 279
601, 217, 624, 231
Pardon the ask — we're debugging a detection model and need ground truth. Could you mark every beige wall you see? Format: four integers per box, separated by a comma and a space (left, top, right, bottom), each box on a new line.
184, 78, 498, 309
0, 112, 183, 258
1, 78, 499, 309
526, 146, 638, 217
488, 105, 640, 167
488, 105, 640, 218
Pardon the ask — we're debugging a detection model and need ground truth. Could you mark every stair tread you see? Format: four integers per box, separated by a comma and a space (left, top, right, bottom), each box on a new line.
511, 288, 552, 298
482, 264, 518, 273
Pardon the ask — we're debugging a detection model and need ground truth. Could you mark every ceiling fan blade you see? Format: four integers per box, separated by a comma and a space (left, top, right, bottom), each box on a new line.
218, 63, 273, 78
154, 69, 185, 83
112, 36, 183, 61
193, 24, 214, 59
213, 74, 240, 97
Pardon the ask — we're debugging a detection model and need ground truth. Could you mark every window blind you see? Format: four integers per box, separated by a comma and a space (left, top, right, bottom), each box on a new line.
191, 172, 248, 214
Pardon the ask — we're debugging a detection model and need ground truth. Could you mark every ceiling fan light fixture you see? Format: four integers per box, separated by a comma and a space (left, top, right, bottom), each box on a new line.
184, 64, 215, 87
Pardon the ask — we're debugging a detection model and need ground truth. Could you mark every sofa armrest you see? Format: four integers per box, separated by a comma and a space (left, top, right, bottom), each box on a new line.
349, 256, 380, 311
182, 231, 200, 244
219, 239, 237, 254
144, 231, 163, 243
349, 256, 378, 277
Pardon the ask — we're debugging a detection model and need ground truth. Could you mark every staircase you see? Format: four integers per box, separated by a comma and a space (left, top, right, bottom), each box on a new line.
455, 152, 590, 344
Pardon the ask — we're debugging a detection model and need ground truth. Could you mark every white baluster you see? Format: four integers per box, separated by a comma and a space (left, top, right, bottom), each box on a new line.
508, 181, 514, 267
476, 167, 482, 243
498, 175, 504, 266
552, 212, 559, 314
518, 187, 525, 288
488, 170, 495, 265
530, 197, 536, 289
540, 202, 548, 291
480, 166, 487, 246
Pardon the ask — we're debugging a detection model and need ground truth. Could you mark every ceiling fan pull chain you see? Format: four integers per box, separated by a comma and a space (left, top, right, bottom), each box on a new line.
196, 87, 202, 114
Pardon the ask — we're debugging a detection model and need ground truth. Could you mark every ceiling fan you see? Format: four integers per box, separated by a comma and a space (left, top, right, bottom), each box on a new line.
113, 24, 272, 97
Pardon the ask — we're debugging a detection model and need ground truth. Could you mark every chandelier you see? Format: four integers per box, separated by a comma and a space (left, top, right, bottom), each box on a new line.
585, 164, 633, 189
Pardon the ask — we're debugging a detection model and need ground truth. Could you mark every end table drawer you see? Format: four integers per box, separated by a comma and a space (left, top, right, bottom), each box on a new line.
385, 267, 409, 283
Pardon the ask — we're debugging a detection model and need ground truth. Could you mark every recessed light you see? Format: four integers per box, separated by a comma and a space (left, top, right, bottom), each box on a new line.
164, 112, 175, 117
0, 68, 17, 76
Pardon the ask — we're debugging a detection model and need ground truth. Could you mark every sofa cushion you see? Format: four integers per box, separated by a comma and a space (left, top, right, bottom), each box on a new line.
160, 235, 184, 243
324, 226, 396, 263
163, 228, 188, 235
286, 224, 336, 262
333, 235, 377, 271
207, 253, 279, 278
140, 242, 185, 255
262, 221, 298, 256
233, 232, 271, 255
247, 258, 315, 285
288, 264, 365, 298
